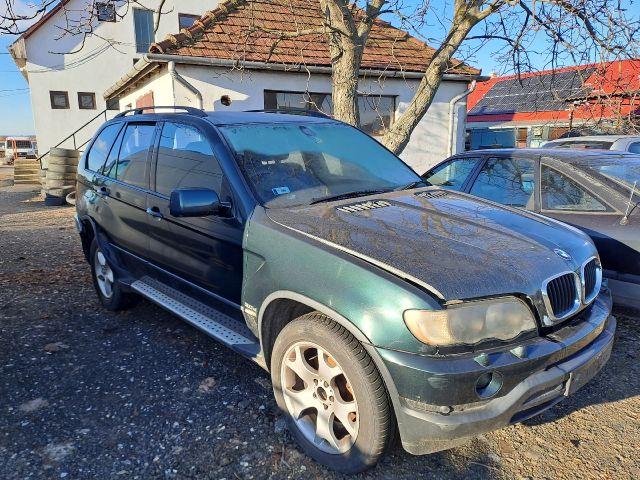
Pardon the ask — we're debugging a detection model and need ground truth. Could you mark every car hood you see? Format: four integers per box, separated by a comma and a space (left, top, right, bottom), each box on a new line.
266, 189, 597, 300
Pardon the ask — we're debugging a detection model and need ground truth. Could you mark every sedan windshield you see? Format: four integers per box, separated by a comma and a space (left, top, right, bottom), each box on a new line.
219, 123, 421, 207
588, 158, 640, 191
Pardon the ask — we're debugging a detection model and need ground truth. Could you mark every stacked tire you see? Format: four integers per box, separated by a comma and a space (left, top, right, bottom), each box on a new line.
44, 148, 79, 206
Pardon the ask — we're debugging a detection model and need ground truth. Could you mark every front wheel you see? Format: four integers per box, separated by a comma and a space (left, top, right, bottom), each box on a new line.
271, 313, 394, 473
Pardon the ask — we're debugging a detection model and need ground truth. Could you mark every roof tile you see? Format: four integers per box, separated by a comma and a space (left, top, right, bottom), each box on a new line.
149, 0, 477, 75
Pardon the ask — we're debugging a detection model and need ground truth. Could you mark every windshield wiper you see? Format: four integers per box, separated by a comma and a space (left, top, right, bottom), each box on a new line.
394, 180, 429, 190
309, 189, 390, 205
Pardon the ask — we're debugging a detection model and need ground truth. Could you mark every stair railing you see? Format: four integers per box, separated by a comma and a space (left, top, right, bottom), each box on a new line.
38, 109, 110, 167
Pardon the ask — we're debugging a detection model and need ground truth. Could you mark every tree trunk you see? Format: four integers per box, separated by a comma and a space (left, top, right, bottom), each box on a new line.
330, 44, 361, 127
381, 7, 488, 155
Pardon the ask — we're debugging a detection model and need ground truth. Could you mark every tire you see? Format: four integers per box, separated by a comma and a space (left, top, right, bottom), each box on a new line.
44, 171, 76, 181
46, 187, 75, 197
48, 155, 79, 166
49, 147, 79, 158
65, 191, 76, 206
271, 313, 393, 473
44, 195, 67, 206
47, 163, 77, 174
89, 239, 138, 311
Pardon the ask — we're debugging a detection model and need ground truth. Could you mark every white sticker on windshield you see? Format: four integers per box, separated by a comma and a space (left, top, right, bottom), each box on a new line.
272, 186, 291, 195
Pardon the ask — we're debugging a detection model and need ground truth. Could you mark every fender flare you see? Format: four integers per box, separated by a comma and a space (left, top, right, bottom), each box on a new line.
257, 290, 373, 349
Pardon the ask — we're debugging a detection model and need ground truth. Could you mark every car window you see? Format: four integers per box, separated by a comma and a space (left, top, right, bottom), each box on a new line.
86, 123, 122, 172
101, 124, 126, 178
422, 157, 479, 190
541, 166, 607, 211
469, 157, 535, 207
628, 142, 640, 154
155, 122, 222, 197
114, 123, 155, 188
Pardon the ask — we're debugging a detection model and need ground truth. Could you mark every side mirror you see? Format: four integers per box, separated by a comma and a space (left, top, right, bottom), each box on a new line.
169, 188, 223, 217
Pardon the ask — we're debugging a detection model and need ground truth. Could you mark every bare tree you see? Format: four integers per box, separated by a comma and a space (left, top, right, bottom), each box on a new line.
3, 0, 639, 154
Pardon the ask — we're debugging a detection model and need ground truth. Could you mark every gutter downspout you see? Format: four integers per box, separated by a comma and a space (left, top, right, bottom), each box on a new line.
168, 61, 203, 109
447, 80, 476, 157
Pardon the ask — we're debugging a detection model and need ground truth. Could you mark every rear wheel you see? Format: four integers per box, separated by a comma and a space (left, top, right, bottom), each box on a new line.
89, 239, 137, 310
271, 313, 393, 473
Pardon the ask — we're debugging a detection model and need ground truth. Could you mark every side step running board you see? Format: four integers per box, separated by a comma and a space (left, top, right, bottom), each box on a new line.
131, 277, 264, 366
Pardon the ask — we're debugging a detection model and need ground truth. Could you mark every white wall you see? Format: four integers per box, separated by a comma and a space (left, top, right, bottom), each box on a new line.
118, 67, 176, 109
20, 0, 214, 159
141, 64, 469, 172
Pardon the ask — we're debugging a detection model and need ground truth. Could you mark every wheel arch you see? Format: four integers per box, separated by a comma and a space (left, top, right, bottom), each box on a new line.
258, 291, 374, 370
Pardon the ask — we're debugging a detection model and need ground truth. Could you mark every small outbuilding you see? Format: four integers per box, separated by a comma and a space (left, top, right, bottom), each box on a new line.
104, 0, 481, 171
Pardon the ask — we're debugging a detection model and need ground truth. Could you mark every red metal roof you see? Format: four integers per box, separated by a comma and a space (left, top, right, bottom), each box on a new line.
150, 0, 479, 75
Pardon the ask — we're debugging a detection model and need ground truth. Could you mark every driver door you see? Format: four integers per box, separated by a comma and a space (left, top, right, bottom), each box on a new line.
145, 120, 244, 305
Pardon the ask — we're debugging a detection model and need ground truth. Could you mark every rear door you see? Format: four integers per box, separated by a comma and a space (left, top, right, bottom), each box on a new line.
95, 121, 157, 264
146, 120, 244, 305
539, 162, 622, 271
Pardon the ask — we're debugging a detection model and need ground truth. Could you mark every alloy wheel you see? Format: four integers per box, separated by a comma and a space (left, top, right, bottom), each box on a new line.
280, 341, 359, 454
94, 249, 114, 299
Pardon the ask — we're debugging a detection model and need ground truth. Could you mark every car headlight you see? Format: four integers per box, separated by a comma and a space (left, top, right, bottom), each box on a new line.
403, 297, 536, 346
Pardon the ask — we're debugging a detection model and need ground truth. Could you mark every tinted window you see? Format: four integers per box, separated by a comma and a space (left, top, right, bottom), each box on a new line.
86, 123, 122, 172
542, 166, 607, 211
470, 157, 535, 207
101, 125, 126, 178
423, 158, 478, 190
155, 122, 222, 196
628, 142, 640, 154
115, 123, 155, 187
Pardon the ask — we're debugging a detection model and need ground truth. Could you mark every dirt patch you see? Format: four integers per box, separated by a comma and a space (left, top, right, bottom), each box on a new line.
0, 189, 638, 479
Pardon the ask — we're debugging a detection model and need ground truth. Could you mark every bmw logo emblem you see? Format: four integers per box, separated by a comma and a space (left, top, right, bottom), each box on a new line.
554, 248, 572, 262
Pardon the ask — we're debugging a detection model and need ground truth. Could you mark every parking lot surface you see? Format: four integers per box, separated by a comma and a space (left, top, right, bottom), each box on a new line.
1, 187, 639, 479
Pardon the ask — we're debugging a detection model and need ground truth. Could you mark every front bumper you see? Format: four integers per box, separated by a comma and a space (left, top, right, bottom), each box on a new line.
376, 291, 615, 455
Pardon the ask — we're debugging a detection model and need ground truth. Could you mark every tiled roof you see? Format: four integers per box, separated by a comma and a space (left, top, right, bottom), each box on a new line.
149, 0, 478, 75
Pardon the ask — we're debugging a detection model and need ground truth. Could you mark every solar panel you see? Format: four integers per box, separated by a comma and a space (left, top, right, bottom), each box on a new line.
469, 67, 595, 115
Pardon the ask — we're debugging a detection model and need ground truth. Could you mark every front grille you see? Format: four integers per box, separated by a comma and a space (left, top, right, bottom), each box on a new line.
545, 273, 579, 319
583, 258, 598, 301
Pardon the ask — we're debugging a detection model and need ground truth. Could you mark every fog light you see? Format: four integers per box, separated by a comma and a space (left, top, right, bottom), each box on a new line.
476, 371, 503, 399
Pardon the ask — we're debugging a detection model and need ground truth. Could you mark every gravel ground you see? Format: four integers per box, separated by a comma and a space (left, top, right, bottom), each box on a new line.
1, 187, 639, 480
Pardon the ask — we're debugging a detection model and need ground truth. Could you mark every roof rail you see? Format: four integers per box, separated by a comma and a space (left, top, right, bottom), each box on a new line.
245, 108, 331, 119
115, 105, 207, 118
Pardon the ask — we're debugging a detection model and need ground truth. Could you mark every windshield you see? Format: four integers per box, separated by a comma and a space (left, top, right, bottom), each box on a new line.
220, 123, 421, 207
588, 159, 640, 191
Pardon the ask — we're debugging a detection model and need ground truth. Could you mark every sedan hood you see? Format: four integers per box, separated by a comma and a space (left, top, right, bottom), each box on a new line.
266, 189, 597, 300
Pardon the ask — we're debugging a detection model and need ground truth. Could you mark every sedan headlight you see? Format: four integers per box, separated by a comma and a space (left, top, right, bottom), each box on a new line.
403, 297, 536, 346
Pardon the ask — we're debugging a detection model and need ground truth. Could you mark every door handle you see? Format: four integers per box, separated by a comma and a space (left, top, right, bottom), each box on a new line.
146, 206, 164, 220
95, 186, 109, 196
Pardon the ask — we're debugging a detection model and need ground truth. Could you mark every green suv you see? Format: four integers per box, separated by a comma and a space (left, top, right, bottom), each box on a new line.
75, 108, 615, 473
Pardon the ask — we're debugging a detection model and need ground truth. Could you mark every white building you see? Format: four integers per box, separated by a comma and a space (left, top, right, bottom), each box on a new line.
11, 0, 480, 172
9, 0, 210, 161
